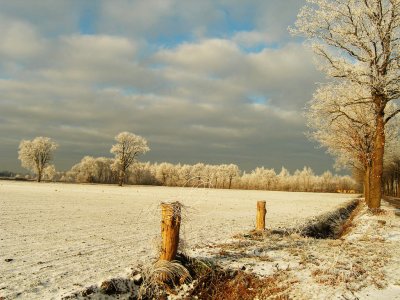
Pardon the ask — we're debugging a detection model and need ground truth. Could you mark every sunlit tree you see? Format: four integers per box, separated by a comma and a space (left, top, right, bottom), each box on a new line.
294, 0, 400, 208
307, 82, 399, 205
18, 137, 58, 182
111, 132, 150, 186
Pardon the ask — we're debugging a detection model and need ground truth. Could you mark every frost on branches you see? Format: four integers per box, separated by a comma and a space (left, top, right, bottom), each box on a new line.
307, 82, 399, 205
110, 132, 150, 186
293, 0, 400, 209
18, 137, 58, 182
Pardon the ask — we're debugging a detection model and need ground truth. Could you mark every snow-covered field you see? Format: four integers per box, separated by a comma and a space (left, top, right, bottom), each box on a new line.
0, 181, 356, 299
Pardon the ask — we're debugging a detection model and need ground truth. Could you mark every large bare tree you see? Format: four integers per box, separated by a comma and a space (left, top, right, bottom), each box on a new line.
111, 131, 150, 186
18, 137, 58, 182
307, 82, 398, 206
294, 0, 400, 209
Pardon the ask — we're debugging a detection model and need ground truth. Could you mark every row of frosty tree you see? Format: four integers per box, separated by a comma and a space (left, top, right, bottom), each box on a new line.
18, 132, 149, 186
64, 159, 357, 193
293, 0, 400, 209
17, 133, 356, 193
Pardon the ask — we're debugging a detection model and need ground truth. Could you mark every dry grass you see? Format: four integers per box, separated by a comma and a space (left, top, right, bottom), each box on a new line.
308, 239, 388, 291
195, 200, 390, 297
138, 259, 191, 299
336, 200, 364, 237
185, 268, 294, 300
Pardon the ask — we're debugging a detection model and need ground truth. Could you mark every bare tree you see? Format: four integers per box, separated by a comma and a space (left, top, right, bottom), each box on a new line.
43, 165, 57, 181
111, 131, 150, 186
294, 0, 400, 208
226, 164, 240, 189
307, 82, 375, 204
307, 82, 399, 206
18, 137, 58, 182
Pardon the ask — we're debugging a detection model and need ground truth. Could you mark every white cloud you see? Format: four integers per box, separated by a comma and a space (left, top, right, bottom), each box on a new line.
61, 35, 137, 61
232, 31, 269, 48
156, 39, 242, 77
0, 17, 45, 59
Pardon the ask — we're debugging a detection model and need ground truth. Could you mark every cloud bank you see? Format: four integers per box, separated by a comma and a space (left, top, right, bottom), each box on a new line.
0, 1, 336, 174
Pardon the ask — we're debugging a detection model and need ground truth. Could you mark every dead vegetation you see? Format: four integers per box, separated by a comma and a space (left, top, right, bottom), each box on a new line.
191, 200, 390, 297
185, 268, 293, 300
299, 199, 360, 239
137, 254, 294, 300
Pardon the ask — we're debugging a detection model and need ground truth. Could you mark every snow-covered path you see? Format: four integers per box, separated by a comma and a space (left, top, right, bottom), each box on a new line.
0, 181, 356, 299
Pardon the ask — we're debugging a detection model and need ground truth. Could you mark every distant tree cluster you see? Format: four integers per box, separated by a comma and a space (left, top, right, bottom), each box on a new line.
383, 141, 400, 197
0, 170, 16, 178
62, 160, 357, 193
17, 132, 149, 185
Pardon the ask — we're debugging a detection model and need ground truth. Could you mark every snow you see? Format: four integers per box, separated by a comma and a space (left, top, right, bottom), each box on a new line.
0, 181, 355, 299
187, 200, 400, 300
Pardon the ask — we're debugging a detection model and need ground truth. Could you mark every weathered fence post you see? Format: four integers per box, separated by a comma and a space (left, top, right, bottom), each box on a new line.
160, 201, 182, 261
256, 201, 266, 231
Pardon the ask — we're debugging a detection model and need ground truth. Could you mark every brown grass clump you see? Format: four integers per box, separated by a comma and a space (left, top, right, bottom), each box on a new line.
336, 200, 364, 238
138, 259, 191, 299
186, 268, 293, 300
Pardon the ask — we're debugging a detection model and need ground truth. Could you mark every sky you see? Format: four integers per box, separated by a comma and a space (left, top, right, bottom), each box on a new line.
0, 0, 338, 174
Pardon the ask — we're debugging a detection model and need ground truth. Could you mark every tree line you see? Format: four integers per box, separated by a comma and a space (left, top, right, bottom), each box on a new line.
383, 151, 400, 197
16, 132, 358, 193
62, 159, 357, 193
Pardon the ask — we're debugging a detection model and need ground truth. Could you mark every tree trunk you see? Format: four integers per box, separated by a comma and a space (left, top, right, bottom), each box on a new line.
397, 181, 400, 198
37, 168, 42, 182
118, 169, 125, 186
370, 112, 385, 209
364, 165, 371, 207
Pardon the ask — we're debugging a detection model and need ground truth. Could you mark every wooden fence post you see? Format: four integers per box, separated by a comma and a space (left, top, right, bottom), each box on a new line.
160, 201, 182, 261
256, 201, 266, 231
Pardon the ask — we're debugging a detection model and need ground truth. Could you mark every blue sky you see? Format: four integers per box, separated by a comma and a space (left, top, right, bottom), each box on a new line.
0, 0, 338, 174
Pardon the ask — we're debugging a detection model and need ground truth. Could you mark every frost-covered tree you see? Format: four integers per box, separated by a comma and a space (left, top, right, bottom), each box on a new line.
129, 162, 155, 185
111, 132, 150, 186
177, 164, 193, 186
69, 156, 100, 183
307, 82, 376, 203
191, 163, 206, 187
307, 82, 399, 205
42, 164, 56, 181
155, 162, 177, 186
226, 164, 240, 189
18, 137, 58, 182
294, 0, 400, 208
278, 167, 291, 191
95, 157, 116, 183
66, 156, 117, 183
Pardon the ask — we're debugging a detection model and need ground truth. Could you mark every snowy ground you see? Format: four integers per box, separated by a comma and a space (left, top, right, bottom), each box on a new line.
0, 181, 356, 299
186, 200, 400, 300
